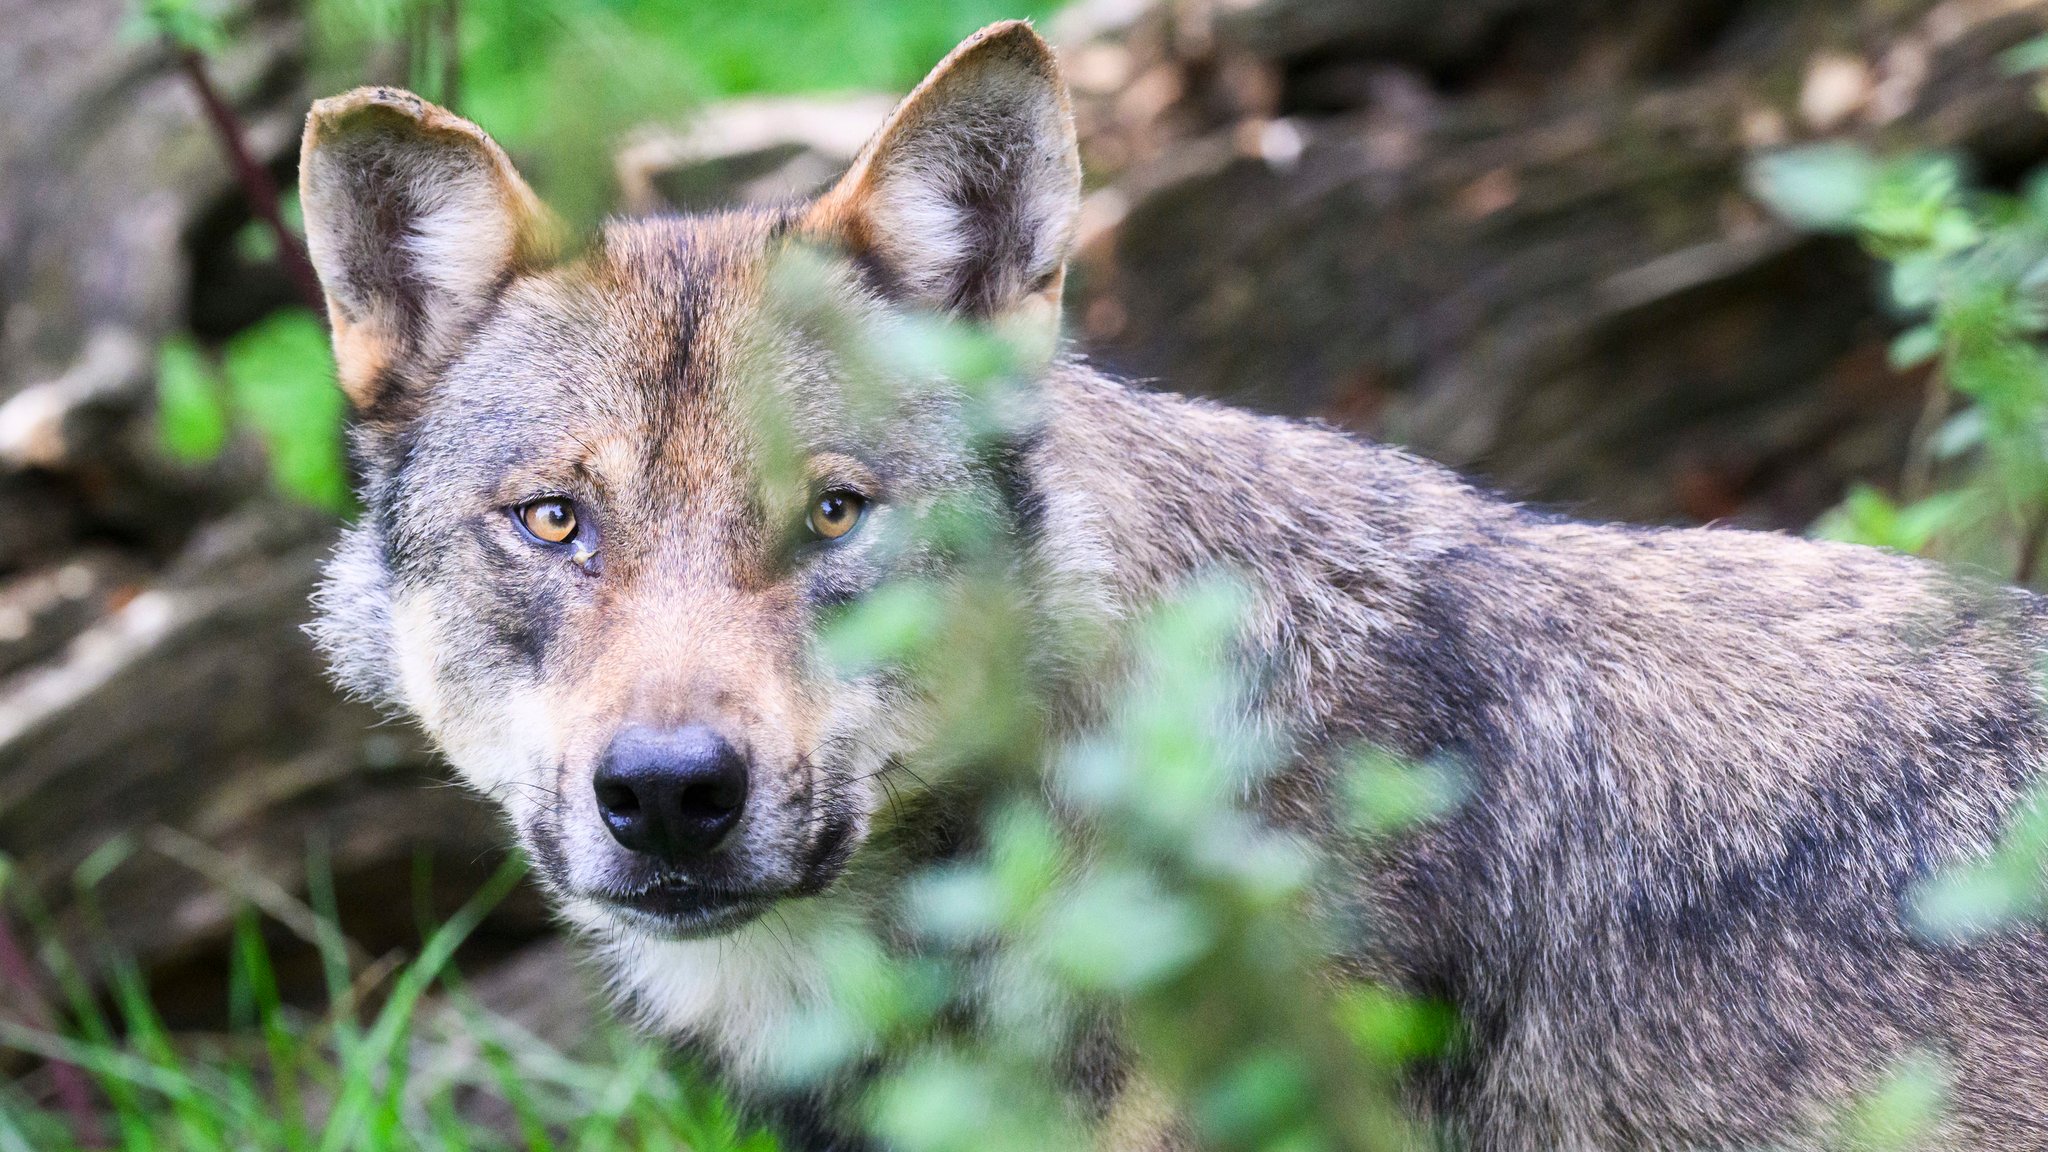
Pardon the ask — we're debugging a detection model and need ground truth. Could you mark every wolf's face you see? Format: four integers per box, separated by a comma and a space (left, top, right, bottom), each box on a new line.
300, 23, 1079, 943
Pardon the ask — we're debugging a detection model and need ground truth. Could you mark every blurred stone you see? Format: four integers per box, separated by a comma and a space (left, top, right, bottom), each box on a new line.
1801, 52, 1875, 131
615, 94, 897, 215
1214, 0, 1556, 67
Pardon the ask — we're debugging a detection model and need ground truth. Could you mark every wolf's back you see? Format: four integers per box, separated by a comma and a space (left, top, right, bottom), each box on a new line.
1037, 361, 2048, 1148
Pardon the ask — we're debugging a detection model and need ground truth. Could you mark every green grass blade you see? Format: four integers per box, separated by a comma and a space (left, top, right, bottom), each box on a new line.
317, 854, 527, 1152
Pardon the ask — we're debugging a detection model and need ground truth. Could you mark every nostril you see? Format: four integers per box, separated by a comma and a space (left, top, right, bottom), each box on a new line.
595, 780, 642, 818
678, 766, 746, 816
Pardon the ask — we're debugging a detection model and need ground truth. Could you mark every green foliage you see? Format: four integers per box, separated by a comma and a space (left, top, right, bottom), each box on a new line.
155, 310, 352, 513
1746, 144, 1880, 231
1910, 784, 2048, 940
1833, 1053, 1951, 1152
1809, 484, 1973, 557
132, 0, 229, 52
221, 311, 352, 513
1754, 144, 2048, 579
0, 854, 773, 1152
2002, 32, 2048, 78
154, 337, 230, 463
724, 249, 1453, 1152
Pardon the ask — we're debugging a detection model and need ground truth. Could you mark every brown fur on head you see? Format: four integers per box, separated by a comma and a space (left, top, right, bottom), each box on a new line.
300, 22, 1080, 952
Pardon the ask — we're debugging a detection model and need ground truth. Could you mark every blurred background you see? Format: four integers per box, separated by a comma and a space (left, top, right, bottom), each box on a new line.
4, 0, 2048, 1133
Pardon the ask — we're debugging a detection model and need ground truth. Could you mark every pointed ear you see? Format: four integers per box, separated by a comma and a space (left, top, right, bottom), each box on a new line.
803, 21, 1081, 332
299, 88, 555, 410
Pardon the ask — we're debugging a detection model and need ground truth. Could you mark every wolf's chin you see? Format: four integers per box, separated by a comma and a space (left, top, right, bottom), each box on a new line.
608, 895, 771, 941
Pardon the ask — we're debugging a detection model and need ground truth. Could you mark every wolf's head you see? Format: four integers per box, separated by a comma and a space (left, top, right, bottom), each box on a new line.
300, 23, 1080, 942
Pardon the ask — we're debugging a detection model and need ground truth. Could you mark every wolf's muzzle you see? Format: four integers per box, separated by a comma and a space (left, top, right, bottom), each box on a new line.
593, 724, 749, 862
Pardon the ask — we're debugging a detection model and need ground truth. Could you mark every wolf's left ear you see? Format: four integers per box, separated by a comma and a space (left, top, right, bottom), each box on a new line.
300, 88, 555, 411
804, 21, 1081, 335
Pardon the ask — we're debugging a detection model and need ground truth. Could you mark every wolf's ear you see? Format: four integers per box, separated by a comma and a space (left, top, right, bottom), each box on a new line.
804, 21, 1080, 333
300, 88, 555, 410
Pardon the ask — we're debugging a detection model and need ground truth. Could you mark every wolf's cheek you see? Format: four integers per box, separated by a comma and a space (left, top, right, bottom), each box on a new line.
388, 588, 562, 805
389, 592, 450, 734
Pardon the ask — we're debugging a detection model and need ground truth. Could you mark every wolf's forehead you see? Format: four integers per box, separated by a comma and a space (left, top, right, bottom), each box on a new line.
391, 213, 789, 504
568, 212, 784, 396
482, 216, 788, 410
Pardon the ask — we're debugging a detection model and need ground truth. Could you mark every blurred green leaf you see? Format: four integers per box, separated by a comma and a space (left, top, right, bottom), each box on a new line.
155, 335, 230, 461
1812, 485, 1972, 554
1888, 253, 1944, 310
72, 834, 136, 893
819, 579, 943, 674
1346, 749, 1463, 836
233, 218, 279, 264
1911, 786, 2048, 940
1041, 868, 1213, 994
1748, 145, 1879, 231
1834, 1051, 1949, 1151
1931, 407, 1985, 459
1861, 155, 1970, 256
1888, 324, 1942, 371
1195, 1049, 1313, 1146
1335, 987, 1457, 1066
865, 1057, 996, 1152
135, 0, 230, 52
219, 309, 351, 513
2002, 33, 2048, 77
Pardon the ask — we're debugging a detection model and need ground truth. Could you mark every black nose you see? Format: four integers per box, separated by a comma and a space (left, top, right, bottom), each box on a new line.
593, 725, 749, 862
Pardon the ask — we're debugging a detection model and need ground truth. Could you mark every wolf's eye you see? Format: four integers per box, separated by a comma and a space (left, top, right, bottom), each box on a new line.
807, 490, 866, 540
517, 498, 579, 545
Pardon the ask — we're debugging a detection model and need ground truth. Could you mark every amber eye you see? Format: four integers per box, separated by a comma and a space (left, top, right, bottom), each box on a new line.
517, 498, 579, 545
807, 489, 866, 540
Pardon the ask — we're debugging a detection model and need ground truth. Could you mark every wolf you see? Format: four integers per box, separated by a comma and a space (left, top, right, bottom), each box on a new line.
298, 19, 2048, 1151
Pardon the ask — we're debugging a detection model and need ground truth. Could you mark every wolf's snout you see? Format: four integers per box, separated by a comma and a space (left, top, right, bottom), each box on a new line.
593, 725, 749, 862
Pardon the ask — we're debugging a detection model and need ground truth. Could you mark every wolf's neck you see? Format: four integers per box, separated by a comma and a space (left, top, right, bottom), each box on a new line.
1026, 362, 1498, 738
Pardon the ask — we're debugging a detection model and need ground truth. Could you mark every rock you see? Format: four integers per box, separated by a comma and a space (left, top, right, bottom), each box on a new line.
616, 94, 897, 214
1060, 0, 2048, 527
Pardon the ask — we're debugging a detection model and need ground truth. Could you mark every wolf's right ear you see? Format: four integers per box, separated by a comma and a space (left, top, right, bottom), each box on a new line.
300, 88, 555, 411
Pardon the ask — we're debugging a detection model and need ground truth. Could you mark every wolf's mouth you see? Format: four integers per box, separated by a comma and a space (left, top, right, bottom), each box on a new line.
593, 879, 774, 939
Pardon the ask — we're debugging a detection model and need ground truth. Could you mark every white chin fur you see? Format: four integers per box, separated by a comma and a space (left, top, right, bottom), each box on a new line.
571, 895, 861, 1083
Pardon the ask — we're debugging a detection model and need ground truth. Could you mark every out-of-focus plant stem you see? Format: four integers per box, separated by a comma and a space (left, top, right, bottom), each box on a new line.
1901, 375, 1951, 502
173, 45, 325, 316
0, 912, 101, 1148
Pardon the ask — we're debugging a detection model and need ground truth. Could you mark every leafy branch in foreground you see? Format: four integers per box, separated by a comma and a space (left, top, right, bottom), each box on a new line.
731, 249, 1457, 1152
1750, 142, 2048, 579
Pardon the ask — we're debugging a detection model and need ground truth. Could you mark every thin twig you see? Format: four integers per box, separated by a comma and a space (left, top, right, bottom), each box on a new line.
0, 913, 102, 1148
173, 46, 326, 314
1900, 372, 1952, 503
